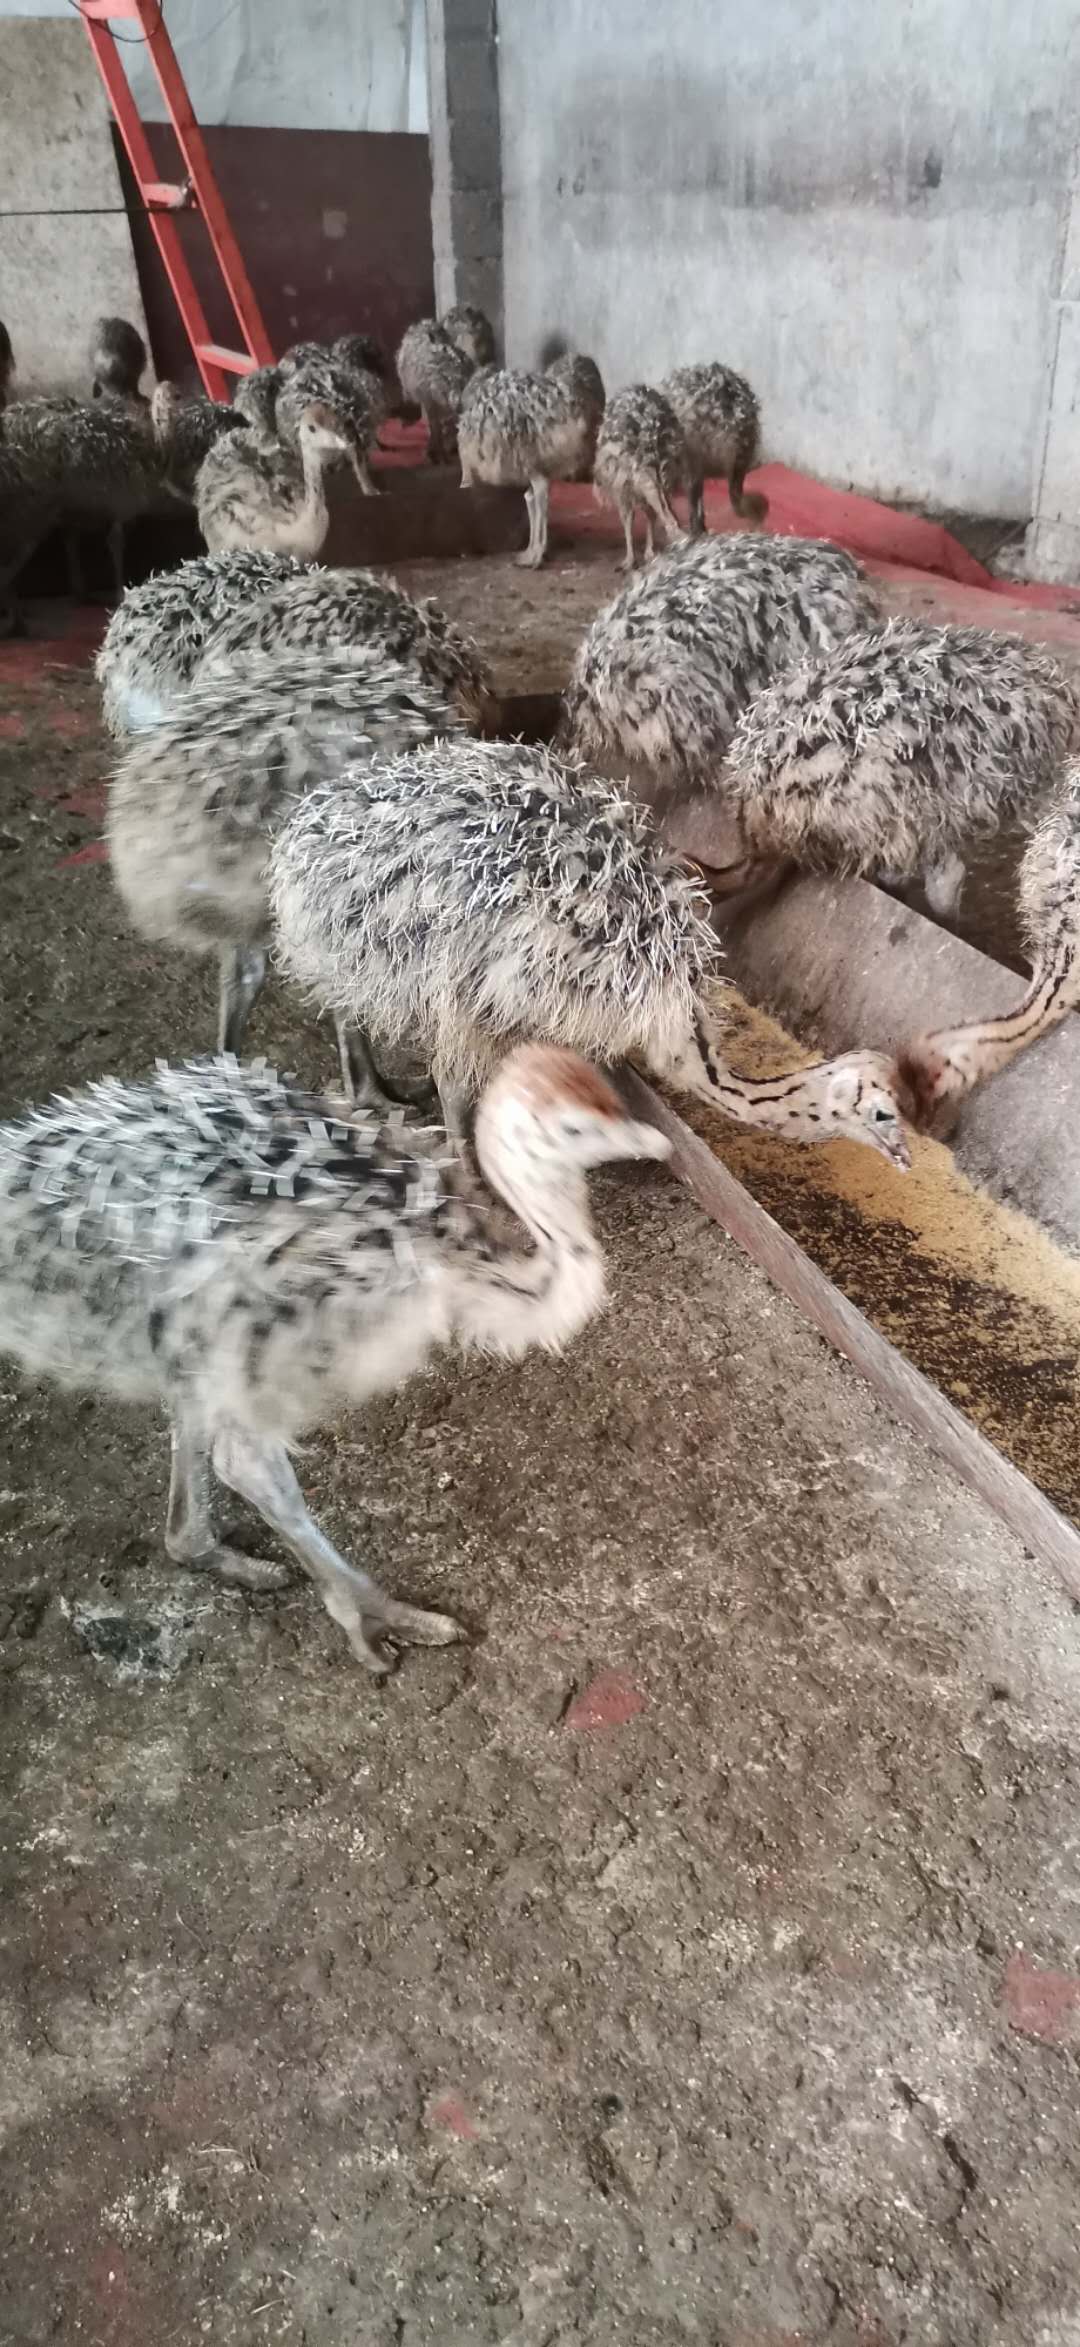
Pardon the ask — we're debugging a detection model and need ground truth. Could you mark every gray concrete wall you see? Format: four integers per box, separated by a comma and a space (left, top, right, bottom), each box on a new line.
0, 18, 148, 396
427, 0, 502, 340
497, 0, 1080, 518
0, 0, 428, 131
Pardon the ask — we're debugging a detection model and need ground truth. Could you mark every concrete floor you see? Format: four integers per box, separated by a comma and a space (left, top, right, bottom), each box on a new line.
4, 572, 1080, 2344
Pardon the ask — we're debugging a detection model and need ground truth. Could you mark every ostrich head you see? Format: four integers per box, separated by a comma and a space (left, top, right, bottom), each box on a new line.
475, 1047, 671, 1189
815, 1052, 913, 1169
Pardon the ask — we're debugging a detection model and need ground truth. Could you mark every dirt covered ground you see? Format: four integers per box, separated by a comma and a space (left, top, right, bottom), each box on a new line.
5, 580, 1080, 2345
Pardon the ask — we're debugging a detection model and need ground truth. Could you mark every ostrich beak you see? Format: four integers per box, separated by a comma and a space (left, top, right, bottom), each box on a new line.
870, 1119, 912, 1173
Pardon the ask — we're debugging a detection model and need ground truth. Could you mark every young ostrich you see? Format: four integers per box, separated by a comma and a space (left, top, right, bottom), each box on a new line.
90, 316, 148, 407
108, 646, 461, 1102
150, 379, 249, 500
899, 765, 1080, 1127
195, 402, 348, 556
330, 333, 397, 418
456, 367, 598, 566
442, 304, 497, 369
592, 385, 692, 571
275, 349, 383, 493
724, 618, 1079, 910
270, 736, 912, 1165
395, 319, 475, 463
0, 1047, 667, 1673
659, 361, 767, 532
0, 394, 164, 601
233, 363, 283, 446
202, 564, 498, 730
96, 549, 310, 737
545, 351, 605, 478
561, 533, 879, 832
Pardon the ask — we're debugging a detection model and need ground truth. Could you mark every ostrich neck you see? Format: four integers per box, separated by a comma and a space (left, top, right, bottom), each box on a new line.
699, 1059, 834, 1138
460, 1122, 605, 1357
923, 948, 1076, 1093
297, 441, 331, 530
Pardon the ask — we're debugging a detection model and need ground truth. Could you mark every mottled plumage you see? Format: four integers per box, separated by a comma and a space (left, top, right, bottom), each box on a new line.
592, 385, 691, 569
396, 319, 475, 462
0, 394, 160, 511
728, 618, 1078, 908
660, 361, 766, 530
196, 402, 348, 556
545, 351, 606, 472
90, 315, 147, 405
233, 363, 283, 446
96, 549, 311, 737
203, 564, 498, 728
150, 380, 249, 499
562, 533, 879, 802
900, 762, 1080, 1124
0, 394, 165, 604
457, 366, 597, 564
270, 736, 911, 1166
442, 304, 497, 369
109, 646, 459, 1074
0, 1045, 665, 1671
275, 350, 383, 492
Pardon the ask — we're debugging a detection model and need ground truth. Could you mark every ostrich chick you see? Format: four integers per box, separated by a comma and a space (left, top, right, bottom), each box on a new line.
396, 319, 475, 463
660, 361, 767, 532
562, 532, 879, 849
457, 367, 597, 566
726, 618, 1078, 908
0, 394, 163, 602
196, 402, 348, 556
108, 647, 461, 1099
96, 549, 311, 737
90, 315, 148, 407
545, 352, 605, 479
150, 379, 249, 500
233, 363, 284, 446
203, 563, 498, 729
0, 1048, 667, 1673
270, 735, 911, 1165
442, 304, 497, 369
276, 349, 383, 493
592, 385, 691, 570
899, 765, 1080, 1127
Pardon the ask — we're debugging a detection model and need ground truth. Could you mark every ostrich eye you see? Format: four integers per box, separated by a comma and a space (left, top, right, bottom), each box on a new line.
872, 1105, 894, 1124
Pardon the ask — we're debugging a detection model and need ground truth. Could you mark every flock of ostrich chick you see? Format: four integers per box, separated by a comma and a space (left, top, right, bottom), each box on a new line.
2, 300, 1080, 1673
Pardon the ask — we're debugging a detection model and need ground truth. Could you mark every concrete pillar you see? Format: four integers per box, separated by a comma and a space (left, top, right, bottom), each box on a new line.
425, 0, 503, 346
1026, 149, 1080, 583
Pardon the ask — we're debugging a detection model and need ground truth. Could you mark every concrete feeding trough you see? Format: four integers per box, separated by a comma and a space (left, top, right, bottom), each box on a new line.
10, 454, 529, 603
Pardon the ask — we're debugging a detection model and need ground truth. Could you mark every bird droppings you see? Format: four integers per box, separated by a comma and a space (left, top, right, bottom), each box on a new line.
8, 584, 1080, 2344
62, 1596, 198, 1681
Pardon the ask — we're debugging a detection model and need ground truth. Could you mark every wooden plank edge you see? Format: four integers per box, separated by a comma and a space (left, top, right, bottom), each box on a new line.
620, 1070, 1080, 1604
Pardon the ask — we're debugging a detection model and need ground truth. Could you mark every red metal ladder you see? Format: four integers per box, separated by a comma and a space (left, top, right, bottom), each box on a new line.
79, 0, 273, 400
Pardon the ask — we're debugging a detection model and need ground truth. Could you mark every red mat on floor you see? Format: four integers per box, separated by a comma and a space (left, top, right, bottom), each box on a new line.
545, 461, 1080, 616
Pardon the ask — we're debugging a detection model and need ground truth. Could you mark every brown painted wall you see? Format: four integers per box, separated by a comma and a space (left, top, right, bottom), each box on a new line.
115, 124, 434, 385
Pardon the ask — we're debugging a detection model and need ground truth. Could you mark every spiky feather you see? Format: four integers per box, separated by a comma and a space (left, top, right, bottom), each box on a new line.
728, 617, 1079, 878
96, 550, 312, 737
271, 736, 721, 1094
562, 532, 880, 778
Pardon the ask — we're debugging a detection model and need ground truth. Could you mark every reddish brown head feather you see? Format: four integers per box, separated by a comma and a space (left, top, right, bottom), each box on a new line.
895, 1045, 958, 1134
498, 1045, 622, 1119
